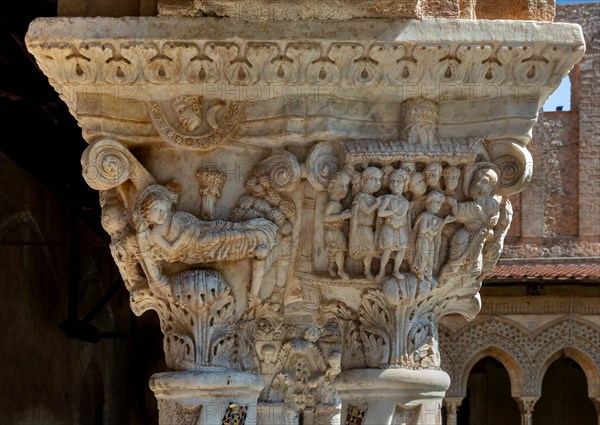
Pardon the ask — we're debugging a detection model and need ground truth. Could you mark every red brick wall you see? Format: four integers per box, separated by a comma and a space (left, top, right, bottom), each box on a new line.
502, 3, 599, 259
556, 3, 600, 239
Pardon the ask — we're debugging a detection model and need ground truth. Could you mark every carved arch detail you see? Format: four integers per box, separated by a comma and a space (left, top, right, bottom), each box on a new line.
440, 316, 600, 398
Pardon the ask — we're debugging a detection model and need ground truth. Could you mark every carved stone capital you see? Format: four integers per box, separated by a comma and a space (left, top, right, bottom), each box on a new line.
515, 397, 539, 425
26, 13, 584, 425
443, 397, 463, 425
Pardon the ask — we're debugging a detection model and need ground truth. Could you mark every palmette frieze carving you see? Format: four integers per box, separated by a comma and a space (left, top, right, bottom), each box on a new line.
27, 39, 582, 90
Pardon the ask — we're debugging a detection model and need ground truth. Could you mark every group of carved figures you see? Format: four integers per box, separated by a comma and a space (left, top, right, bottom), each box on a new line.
324, 161, 509, 287
94, 135, 512, 383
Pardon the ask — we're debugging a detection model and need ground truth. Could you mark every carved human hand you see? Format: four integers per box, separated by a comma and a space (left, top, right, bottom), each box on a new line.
377, 198, 392, 217
442, 215, 456, 226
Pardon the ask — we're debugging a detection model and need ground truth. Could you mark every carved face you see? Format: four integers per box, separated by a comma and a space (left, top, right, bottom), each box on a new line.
409, 173, 427, 196
174, 99, 202, 131
443, 167, 460, 191
426, 194, 444, 214
262, 346, 277, 364
402, 162, 416, 174
295, 358, 311, 380
388, 174, 405, 195
328, 354, 341, 372
471, 169, 497, 198
424, 164, 441, 187
476, 176, 492, 196
147, 200, 171, 225
327, 176, 349, 200
361, 169, 382, 194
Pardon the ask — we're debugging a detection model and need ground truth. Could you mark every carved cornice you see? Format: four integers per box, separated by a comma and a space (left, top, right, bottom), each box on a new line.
25, 18, 584, 147
26, 18, 583, 96
27, 38, 582, 88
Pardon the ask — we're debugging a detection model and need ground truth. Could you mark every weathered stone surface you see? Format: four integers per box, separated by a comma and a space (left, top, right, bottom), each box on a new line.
26, 14, 584, 425
26, 17, 584, 147
155, 0, 555, 21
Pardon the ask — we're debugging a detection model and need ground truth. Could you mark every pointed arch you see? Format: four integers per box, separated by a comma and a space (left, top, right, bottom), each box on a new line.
538, 347, 600, 400
459, 346, 525, 399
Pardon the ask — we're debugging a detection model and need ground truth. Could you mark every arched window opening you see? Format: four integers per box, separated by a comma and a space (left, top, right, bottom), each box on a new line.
456, 356, 520, 425
533, 357, 596, 425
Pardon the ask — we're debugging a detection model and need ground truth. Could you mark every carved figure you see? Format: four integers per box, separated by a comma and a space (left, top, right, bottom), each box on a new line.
135, 184, 278, 297
424, 162, 442, 190
259, 344, 279, 375
100, 197, 146, 293
401, 161, 416, 177
479, 196, 513, 280
325, 352, 342, 378
349, 167, 383, 280
413, 334, 440, 368
411, 191, 455, 283
319, 352, 342, 404
285, 356, 318, 405
442, 166, 461, 195
324, 172, 352, 279
375, 169, 410, 281
445, 167, 501, 274
172, 95, 202, 131
408, 172, 428, 223
267, 341, 326, 407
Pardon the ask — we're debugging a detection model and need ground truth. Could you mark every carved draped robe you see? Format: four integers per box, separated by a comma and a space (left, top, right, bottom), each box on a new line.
151, 212, 279, 264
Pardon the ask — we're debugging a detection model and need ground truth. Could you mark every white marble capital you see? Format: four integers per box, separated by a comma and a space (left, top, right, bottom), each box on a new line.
26, 14, 584, 425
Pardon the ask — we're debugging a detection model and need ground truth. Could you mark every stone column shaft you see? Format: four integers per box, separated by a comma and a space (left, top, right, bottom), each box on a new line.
515, 397, 538, 425
444, 397, 463, 425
